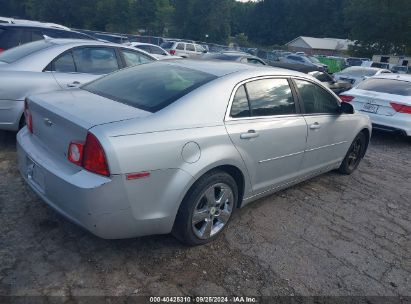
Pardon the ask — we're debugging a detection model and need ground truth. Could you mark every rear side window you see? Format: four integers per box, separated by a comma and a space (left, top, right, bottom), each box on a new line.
247, 79, 296, 116
294, 79, 340, 114
0, 40, 53, 63
83, 63, 217, 113
230, 85, 250, 118
151, 46, 166, 55
135, 45, 151, 52
230, 79, 296, 117
121, 49, 153, 67
54, 52, 76, 73
176, 43, 185, 50
357, 78, 411, 96
72, 47, 118, 74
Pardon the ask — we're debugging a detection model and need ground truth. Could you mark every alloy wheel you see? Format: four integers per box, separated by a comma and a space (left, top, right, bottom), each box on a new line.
191, 183, 234, 240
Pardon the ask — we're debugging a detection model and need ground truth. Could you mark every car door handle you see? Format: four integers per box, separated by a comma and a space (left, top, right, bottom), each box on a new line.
240, 130, 259, 140
67, 81, 80, 88
310, 122, 321, 130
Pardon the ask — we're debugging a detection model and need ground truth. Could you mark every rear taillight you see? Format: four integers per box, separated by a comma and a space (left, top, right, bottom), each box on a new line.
390, 102, 411, 114
339, 95, 354, 102
67, 132, 110, 176
169, 49, 176, 55
0, 48, 4, 53
24, 99, 33, 133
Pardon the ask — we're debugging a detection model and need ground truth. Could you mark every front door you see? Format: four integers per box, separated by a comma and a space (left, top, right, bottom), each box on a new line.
293, 78, 356, 174
225, 78, 308, 194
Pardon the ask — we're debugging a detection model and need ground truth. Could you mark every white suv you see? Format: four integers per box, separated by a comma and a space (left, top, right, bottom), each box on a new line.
161, 41, 206, 58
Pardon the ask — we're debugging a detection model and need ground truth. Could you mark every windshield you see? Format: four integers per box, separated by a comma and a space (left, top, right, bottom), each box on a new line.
357, 78, 411, 96
340, 67, 377, 77
83, 63, 217, 113
0, 40, 53, 63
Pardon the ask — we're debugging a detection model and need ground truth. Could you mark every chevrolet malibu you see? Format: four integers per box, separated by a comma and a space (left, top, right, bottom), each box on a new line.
18, 60, 372, 245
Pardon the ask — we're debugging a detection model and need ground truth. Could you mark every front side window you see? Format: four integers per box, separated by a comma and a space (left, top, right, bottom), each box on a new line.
121, 49, 153, 67
294, 79, 340, 114
246, 79, 296, 116
230, 85, 250, 118
72, 47, 118, 74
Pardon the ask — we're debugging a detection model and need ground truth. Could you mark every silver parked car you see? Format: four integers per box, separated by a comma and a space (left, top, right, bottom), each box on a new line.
0, 39, 156, 131
17, 60, 371, 245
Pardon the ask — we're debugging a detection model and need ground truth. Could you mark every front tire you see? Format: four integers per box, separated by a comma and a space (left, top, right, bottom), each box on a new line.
172, 170, 238, 246
338, 132, 367, 175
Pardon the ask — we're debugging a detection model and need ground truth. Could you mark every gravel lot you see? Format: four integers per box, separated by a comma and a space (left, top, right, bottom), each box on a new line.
0, 129, 410, 297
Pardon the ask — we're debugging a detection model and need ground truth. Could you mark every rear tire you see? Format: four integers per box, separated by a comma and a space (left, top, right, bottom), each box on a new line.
338, 132, 367, 175
172, 170, 238, 246
18, 115, 26, 130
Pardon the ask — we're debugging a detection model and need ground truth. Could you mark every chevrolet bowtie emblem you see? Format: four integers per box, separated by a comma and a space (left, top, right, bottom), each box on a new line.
43, 118, 53, 127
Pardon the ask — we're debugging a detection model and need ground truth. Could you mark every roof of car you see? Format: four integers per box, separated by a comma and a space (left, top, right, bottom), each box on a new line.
160, 59, 304, 78
372, 73, 411, 82
0, 23, 71, 30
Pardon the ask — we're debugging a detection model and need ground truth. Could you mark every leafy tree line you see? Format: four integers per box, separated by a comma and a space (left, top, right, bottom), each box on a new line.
1, 0, 410, 55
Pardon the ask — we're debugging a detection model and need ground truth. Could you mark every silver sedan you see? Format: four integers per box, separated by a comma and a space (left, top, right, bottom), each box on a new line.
0, 39, 156, 131
17, 60, 372, 245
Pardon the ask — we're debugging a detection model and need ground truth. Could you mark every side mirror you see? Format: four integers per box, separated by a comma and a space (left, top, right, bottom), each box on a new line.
340, 102, 354, 114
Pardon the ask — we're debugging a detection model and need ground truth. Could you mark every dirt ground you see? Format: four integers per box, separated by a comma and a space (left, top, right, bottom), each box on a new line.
0, 129, 410, 297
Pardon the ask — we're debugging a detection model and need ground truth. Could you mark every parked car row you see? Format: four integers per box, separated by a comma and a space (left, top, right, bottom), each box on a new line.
0, 39, 156, 131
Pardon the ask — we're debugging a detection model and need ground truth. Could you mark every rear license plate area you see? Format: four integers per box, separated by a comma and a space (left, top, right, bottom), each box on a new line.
362, 103, 379, 114
27, 157, 45, 193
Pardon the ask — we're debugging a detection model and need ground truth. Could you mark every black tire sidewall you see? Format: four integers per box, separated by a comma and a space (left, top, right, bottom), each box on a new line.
339, 132, 367, 175
172, 170, 238, 246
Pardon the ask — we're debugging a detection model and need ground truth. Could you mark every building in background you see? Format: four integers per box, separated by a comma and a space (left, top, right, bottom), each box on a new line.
286, 36, 353, 56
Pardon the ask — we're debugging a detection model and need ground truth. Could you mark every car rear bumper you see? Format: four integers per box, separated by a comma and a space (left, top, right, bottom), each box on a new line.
360, 111, 411, 136
0, 99, 24, 131
17, 128, 192, 239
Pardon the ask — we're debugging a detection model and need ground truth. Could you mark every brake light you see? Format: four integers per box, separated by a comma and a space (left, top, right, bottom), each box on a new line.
24, 99, 33, 133
0, 48, 4, 53
390, 102, 411, 114
169, 49, 176, 55
83, 132, 110, 176
339, 95, 354, 102
67, 132, 110, 176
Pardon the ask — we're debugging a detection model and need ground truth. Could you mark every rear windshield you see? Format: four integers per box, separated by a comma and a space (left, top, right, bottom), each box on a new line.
160, 41, 174, 49
341, 67, 377, 77
357, 78, 411, 96
83, 63, 217, 113
0, 40, 53, 63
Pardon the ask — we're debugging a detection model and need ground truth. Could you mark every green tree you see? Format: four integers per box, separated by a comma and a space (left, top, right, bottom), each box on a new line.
344, 0, 411, 55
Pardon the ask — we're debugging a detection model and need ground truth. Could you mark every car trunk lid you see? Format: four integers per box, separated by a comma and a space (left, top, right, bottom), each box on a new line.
27, 89, 151, 162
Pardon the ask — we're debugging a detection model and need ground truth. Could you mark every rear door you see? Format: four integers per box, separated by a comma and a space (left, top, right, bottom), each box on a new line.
49, 46, 120, 88
293, 78, 355, 174
225, 77, 308, 194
